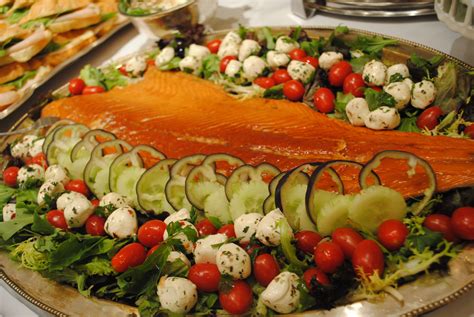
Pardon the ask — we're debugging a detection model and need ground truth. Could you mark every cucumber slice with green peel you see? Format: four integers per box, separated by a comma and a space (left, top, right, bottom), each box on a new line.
93, 168, 112, 198
307, 190, 340, 225
42, 119, 75, 154
348, 185, 407, 233
225, 163, 279, 201
263, 172, 285, 214
46, 124, 89, 167
186, 179, 222, 210
281, 184, 317, 231
115, 166, 146, 208
229, 181, 268, 220
275, 163, 315, 211
69, 156, 91, 180
317, 194, 354, 236
203, 186, 232, 223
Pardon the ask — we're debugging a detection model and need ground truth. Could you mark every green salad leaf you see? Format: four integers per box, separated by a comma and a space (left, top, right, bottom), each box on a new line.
263, 84, 284, 99
407, 53, 444, 81
21, 17, 53, 29
348, 35, 398, 57
80, 65, 106, 88
159, 57, 181, 71
259, 27, 275, 50
15, 188, 39, 214
76, 257, 116, 276
0, 215, 33, 240
31, 211, 55, 235
334, 92, 354, 119
0, 183, 16, 206
350, 56, 370, 74
0, 5, 9, 14
201, 54, 220, 79
398, 116, 420, 133
364, 88, 396, 111
3, 71, 37, 90
7, 8, 29, 24
434, 62, 471, 114
301, 39, 322, 57
103, 66, 129, 90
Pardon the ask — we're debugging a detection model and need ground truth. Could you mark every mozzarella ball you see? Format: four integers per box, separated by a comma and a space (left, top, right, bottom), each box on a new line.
275, 36, 299, 54
10, 141, 29, 160
179, 56, 201, 75
365, 106, 401, 130
167, 251, 191, 267
164, 208, 190, 225
17, 164, 44, 186
45, 165, 70, 185
125, 56, 147, 77
234, 213, 263, 243
411, 80, 437, 109
319, 51, 343, 71
99, 192, 130, 209
194, 233, 227, 264
157, 276, 198, 314
242, 56, 266, 81
218, 31, 241, 58
256, 208, 291, 246
155, 47, 175, 67
350, 50, 364, 59
104, 206, 138, 239
384, 82, 411, 110
345, 98, 370, 127
216, 243, 251, 279
163, 221, 197, 254
238, 39, 261, 61
363, 60, 387, 86
188, 44, 210, 61
386, 63, 410, 83
261, 272, 300, 314
56, 191, 86, 211
28, 138, 45, 158
266, 50, 290, 69
403, 77, 414, 90
37, 181, 65, 206
225, 60, 242, 78
2, 203, 16, 222
287, 60, 315, 84
64, 196, 94, 228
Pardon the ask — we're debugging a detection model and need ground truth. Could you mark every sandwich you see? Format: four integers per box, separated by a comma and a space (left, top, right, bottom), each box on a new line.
0, 28, 53, 66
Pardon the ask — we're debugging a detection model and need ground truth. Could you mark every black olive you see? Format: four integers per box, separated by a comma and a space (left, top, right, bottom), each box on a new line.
175, 38, 186, 47
157, 39, 170, 49
176, 46, 186, 58
458, 124, 466, 133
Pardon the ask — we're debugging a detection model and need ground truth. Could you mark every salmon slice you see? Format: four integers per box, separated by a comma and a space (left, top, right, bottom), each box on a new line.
42, 69, 474, 197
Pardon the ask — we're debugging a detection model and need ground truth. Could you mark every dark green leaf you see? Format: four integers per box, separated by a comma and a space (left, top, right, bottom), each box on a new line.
291, 26, 302, 41
238, 24, 249, 39
201, 54, 220, 79
300, 40, 322, 57
263, 84, 284, 99
364, 88, 396, 111
0, 184, 16, 206
0, 215, 33, 240
334, 92, 354, 119
407, 229, 443, 252
15, 189, 39, 215
389, 73, 404, 84
207, 216, 222, 229
162, 258, 189, 277
408, 53, 444, 81
397, 116, 421, 133
31, 211, 55, 235
76, 257, 116, 276
137, 295, 161, 317
348, 35, 398, 56
48, 235, 105, 270
260, 27, 275, 50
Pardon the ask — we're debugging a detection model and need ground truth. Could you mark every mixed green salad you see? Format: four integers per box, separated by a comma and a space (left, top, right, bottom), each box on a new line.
118, 0, 191, 16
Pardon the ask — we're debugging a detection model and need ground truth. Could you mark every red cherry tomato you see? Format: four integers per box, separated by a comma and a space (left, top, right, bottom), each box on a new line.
206, 39, 222, 54
82, 86, 105, 95
188, 263, 221, 292
314, 241, 344, 273
377, 219, 408, 251
343, 73, 366, 97
219, 280, 253, 315
464, 125, 474, 139
367, 86, 382, 92
147, 59, 155, 66
118, 66, 128, 76
423, 214, 458, 242
85, 215, 106, 236
303, 267, 330, 289
331, 227, 364, 259
352, 239, 385, 277
254, 77, 276, 89
416, 106, 443, 130
253, 253, 280, 286
240, 242, 260, 256
68, 78, 86, 95
283, 80, 305, 101
289, 48, 307, 60
195, 218, 218, 236
295, 230, 322, 254
29, 153, 48, 169
147, 244, 160, 257
137, 220, 167, 247
91, 199, 100, 207
313, 87, 335, 113
220, 55, 237, 73
328, 61, 352, 87
65, 179, 90, 197
2, 166, 19, 187
46, 209, 68, 230
271, 69, 291, 84
111, 242, 147, 273
451, 207, 474, 240
217, 224, 236, 238
301, 56, 319, 68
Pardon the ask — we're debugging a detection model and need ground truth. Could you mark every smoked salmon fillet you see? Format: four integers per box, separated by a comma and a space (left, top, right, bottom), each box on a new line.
42, 69, 474, 197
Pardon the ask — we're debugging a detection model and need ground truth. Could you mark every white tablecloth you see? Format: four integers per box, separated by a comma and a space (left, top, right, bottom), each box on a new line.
1, 0, 474, 316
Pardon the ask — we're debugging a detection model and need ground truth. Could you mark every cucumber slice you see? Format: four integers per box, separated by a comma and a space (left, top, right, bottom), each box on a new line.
275, 163, 314, 211
42, 119, 75, 154
186, 179, 222, 210
203, 186, 232, 223
46, 124, 89, 168
229, 181, 268, 220
281, 184, 317, 231
348, 185, 407, 233
225, 163, 279, 201
307, 190, 340, 225
115, 166, 146, 207
317, 194, 353, 236
92, 167, 112, 198
263, 172, 285, 214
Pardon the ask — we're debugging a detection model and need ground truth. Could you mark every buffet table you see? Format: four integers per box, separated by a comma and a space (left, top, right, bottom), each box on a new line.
1, 0, 474, 315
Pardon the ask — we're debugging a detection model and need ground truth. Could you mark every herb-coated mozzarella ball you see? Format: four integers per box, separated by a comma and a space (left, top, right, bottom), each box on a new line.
37, 181, 65, 206
17, 164, 44, 186
287, 60, 315, 84
11, 135, 38, 159
56, 191, 86, 211
164, 208, 190, 225
64, 195, 94, 228
256, 208, 291, 246
266, 50, 290, 69
155, 47, 175, 67
385, 63, 410, 83
234, 213, 263, 243
163, 221, 197, 253
261, 271, 301, 314
193, 233, 227, 264
403, 77, 414, 90
365, 106, 401, 130
2, 203, 16, 222
167, 251, 191, 267
363, 60, 387, 86
28, 138, 45, 157
179, 56, 201, 75
125, 56, 147, 77
345, 98, 370, 127
411, 80, 437, 109
243, 56, 266, 81
275, 36, 299, 54
99, 192, 130, 210
384, 82, 411, 110
104, 206, 138, 239
217, 31, 241, 58
216, 243, 251, 279
225, 60, 242, 78
157, 276, 198, 314
319, 51, 343, 71
238, 39, 261, 61
188, 44, 211, 61
45, 165, 69, 185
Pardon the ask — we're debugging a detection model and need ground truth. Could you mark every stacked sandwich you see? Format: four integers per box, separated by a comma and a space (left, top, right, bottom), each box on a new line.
0, 0, 120, 111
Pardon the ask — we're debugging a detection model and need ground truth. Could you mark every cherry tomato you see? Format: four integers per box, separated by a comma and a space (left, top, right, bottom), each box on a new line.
464, 124, 474, 139
314, 241, 344, 273
147, 59, 155, 66
195, 218, 218, 236
2, 166, 19, 187
423, 214, 458, 242
328, 61, 352, 87
82, 86, 105, 95
313, 87, 335, 113
295, 230, 322, 254
352, 239, 385, 277
138, 220, 167, 247
303, 267, 330, 289
240, 242, 260, 256
85, 215, 106, 236
147, 244, 160, 257
253, 253, 280, 286
118, 66, 128, 76
289, 48, 307, 60
416, 106, 443, 130
331, 227, 364, 259
68, 78, 85, 95
217, 224, 236, 238
343, 73, 365, 97
451, 207, 474, 240
220, 56, 237, 73
368, 86, 382, 92
283, 80, 305, 101
46, 209, 68, 230
272, 69, 291, 84
65, 179, 90, 197
301, 56, 319, 68
91, 199, 100, 207
206, 39, 222, 54
111, 242, 147, 273
377, 219, 408, 251
188, 263, 221, 292
219, 280, 253, 315
29, 153, 48, 169
254, 77, 276, 89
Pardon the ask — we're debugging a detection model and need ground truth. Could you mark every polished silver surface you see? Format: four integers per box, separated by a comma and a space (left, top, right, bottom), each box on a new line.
306, 2, 435, 17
